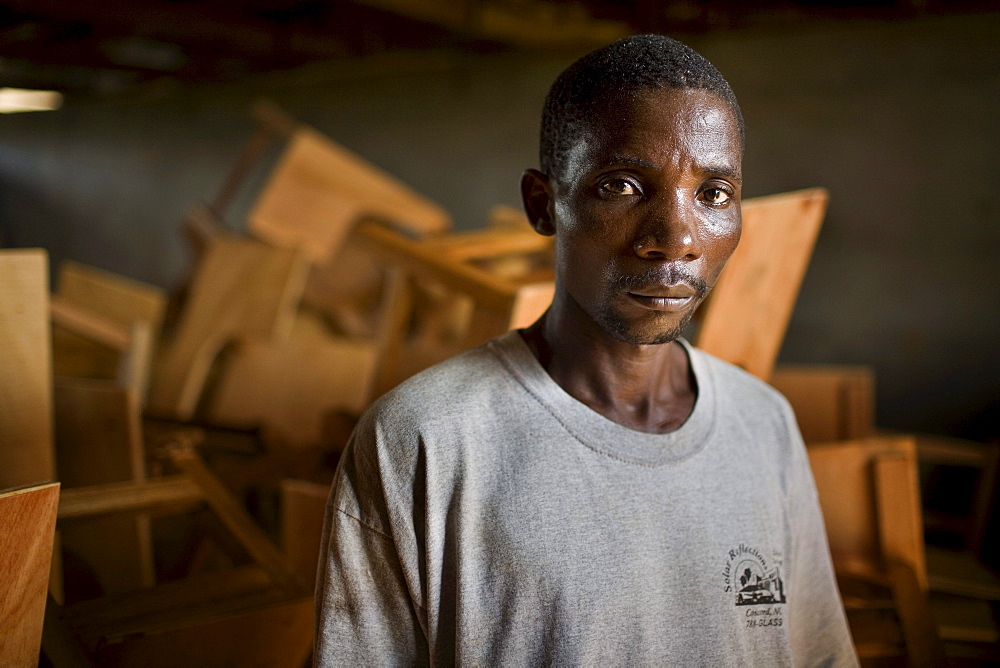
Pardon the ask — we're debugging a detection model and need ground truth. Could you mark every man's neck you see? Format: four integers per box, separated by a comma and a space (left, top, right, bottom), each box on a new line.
519, 300, 697, 435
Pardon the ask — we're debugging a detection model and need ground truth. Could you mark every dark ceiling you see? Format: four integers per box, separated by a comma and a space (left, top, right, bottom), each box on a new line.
0, 0, 994, 102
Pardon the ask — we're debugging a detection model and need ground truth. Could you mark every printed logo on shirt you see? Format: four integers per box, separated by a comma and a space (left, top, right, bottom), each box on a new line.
722, 543, 786, 608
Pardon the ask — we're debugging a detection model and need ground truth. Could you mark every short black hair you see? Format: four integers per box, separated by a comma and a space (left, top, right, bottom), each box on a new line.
539, 34, 744, 180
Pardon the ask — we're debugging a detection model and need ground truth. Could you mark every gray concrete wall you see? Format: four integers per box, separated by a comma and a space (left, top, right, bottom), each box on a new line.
1, 13, 996, 439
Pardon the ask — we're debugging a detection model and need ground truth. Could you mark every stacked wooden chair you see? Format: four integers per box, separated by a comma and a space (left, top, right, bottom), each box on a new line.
150, 102, 452, 449
809, 436, 945, 666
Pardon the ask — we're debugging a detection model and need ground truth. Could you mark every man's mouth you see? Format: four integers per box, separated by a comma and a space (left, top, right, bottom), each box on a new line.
626, 284, 697, 311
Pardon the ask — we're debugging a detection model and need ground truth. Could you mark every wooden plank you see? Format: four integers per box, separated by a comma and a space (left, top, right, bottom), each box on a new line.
95, 597, 313, 668
148, 235, 309, 420
807, 440, 882, 581
874, 444, 926, 590
248, 126, 450, 263
205, 312, 377, 447
56, 260, 166, 338
769, 364, 875, 443
58, 476, 202, 520
0, 482, 61, 667
697, 188, 828, 381
810, 436, 943, 664
424, 227, 552, 261
280, 479, 330, 584
357, 221, 525, 312
50, 297, 131, 352
54, 261, 166, 396
886, 561, 945, 667
166, 446, 305, 595
0, 249, 55, 488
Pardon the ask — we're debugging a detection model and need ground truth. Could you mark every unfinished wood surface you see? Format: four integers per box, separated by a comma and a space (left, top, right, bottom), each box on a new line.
205, 311, 377, 448
148, 235, 309, 420
280, 479, 330, 583
0, 249, 55, 488
53, 261, 166, 398
697, 188, 828, 381
166, 445, 305, 595
58, 476, 202, 520
769, 364, 875, 443
361, 222, 554, 398
0, 482, 60, 667
248, 126, 450, 263
808, 436, 944, 664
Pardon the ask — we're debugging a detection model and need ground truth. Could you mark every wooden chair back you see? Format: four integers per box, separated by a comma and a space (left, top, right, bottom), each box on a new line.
147, 234, 309, 420
357, 221, 555, 399
0, 482, 60, 667
52, 260, 166, 404
696, 188, 828, 381
769, 364, 875, 443
807, 436, 943, 664
248, 125, 450, 263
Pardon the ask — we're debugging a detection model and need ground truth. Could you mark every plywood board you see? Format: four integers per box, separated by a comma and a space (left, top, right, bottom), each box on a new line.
0, 482, 60, 667
697, 188, 828, 381
0, 249, 55, 488
249, 127, 450, 263
206, 312, 377, 447
148, 235, 309, 420
53, 261, 166, 397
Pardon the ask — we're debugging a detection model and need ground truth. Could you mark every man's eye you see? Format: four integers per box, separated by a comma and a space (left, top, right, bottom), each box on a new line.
599, 179, 639, 197
703, 187, 731, 205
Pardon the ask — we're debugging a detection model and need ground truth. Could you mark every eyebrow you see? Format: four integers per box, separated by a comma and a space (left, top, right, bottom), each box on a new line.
600, 155, 741, 180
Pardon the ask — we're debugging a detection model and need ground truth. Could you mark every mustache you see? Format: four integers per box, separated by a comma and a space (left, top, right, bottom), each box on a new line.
612, 266, 710, 299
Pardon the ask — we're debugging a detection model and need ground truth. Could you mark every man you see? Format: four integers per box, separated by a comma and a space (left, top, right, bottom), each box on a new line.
315, 34, 857, 666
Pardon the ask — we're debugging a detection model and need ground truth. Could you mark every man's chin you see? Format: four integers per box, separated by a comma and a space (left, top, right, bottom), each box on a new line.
599, 313, 688, 347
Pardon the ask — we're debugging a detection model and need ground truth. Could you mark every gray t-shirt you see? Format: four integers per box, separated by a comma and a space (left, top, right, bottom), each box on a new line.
315, 332, 857, 666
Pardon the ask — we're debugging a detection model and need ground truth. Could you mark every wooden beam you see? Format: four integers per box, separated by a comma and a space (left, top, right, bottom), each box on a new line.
165, 446, 306, 596
0, 482, 60, 667
57, 476, 202, 520
50, 296, 132, 352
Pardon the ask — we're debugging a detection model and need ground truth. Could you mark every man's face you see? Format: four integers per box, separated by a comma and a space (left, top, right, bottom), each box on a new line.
542, 87, 743, 346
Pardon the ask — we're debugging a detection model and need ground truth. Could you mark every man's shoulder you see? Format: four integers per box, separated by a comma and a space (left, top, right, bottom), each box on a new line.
364, 335, 521, 429
690, 344, 795, 419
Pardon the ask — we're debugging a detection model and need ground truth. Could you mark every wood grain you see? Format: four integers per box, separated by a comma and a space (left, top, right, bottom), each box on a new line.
0, 482, 60, 667
249, 126, 450, 262
0, 249, 55, 488
205, 312, 377, 447
148, 235, 309, 420
697, 188, 828, 381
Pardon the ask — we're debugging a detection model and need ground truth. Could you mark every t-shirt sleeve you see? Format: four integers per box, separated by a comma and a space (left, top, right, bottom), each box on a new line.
313, 412, 429, 666
781, 402, 860, 667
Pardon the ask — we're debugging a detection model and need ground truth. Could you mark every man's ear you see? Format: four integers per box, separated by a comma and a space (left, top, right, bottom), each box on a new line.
520, 169, 556, 236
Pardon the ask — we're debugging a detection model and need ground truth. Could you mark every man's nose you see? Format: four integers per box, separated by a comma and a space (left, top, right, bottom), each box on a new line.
632, 195, 702, 261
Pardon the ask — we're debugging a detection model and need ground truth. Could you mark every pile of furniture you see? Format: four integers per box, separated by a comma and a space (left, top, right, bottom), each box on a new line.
1, 102, 996, 666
